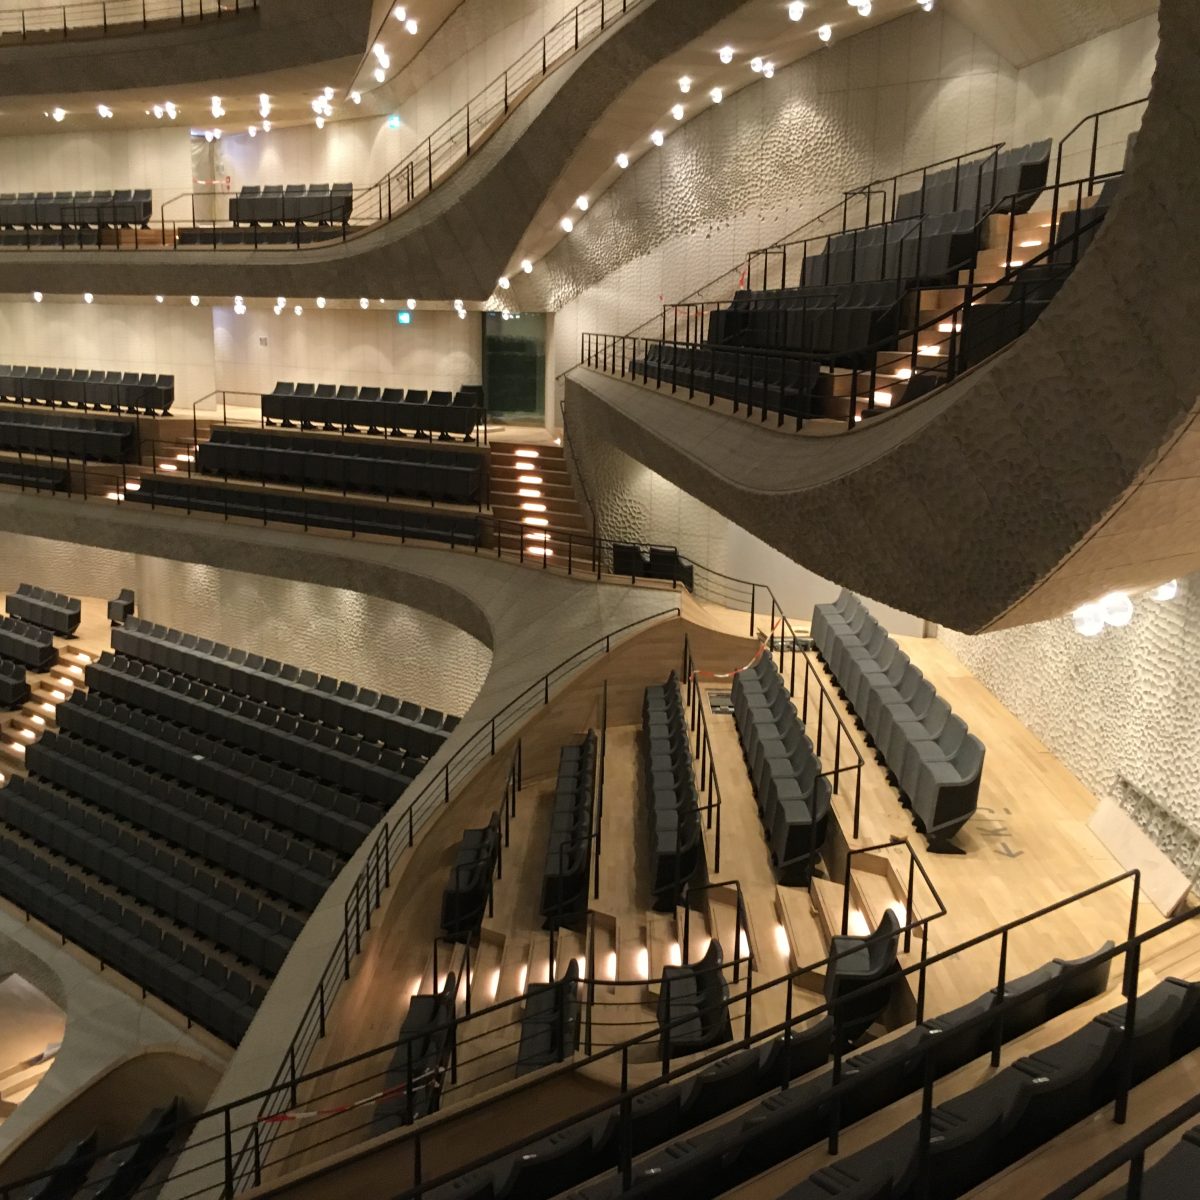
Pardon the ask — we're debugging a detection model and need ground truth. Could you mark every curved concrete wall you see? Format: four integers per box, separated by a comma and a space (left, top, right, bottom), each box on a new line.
0, 0, 372, 98
0, 0, 741, 301
565, 0, 1198, 635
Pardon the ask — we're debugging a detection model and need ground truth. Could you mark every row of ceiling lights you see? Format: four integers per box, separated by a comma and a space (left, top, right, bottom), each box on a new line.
529, 0, 937, 267
28, 292, 469, 316
371, 5, 420, 84
1071, 581, 1178, 637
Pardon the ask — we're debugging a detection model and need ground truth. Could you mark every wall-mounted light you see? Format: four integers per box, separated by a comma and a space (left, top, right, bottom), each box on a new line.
560, 216, 574, 232
520, 259, 533, 274
32, 291, 42, 302
650, 129, 665, 146
751, 56, 764, 72
210, 95, 224, 118
576, 195, 589, 211
671, 103, 684, 120
48, 108, 66, 122
97, 104, 113, 119
710, 87, 723, 104
407, 298, 417, 310
818, 23, 832, 41
83, 292, 94, 303
763, 61, 776, 78
316, 297, 327, 309
615, 152, 630, 169
293, 305, 303, 316
350, 91, 362, 105
155, 295, 164, 303
359, 297, 370, 309
718, 45, 734, 64
1149, 579, 1179, 603
678, 76, 692, 94
189, 295, 200, 306
788, 2, 805, 20
258, 93, 271, 119
497, 276, 511, 289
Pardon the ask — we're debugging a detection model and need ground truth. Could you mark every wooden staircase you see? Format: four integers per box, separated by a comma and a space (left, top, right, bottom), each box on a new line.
0, 643, 92, 776
488, 442, 594, 565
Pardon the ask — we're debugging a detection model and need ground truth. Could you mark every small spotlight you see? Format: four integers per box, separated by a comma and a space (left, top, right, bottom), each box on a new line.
520, 259, 533, 274
189, 295, 199, 306
576, 195, 589, 211
406, 298, 416, 310
616, 152, 630, 169
818, 23, 832, 41
359, 297, 369, 309
560, 216, 574, 232
671, 103, 684, 120
678, 76, 692, 93
498, 277, 511, 289
83, 292, 94, 304
316, 297, 326, 308
650, 129, 664, 146
718, 45, 734, 64
710, 87, 723, 104
788, 1, 805, 20
32, 291, 42, 302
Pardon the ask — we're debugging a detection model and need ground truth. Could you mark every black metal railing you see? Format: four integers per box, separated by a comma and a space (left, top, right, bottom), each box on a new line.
0, 0, 252, 39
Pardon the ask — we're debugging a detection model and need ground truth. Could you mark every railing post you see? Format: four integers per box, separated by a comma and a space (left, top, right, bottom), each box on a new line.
991, 928, 1008, 1068
223, 1108, 235, 1198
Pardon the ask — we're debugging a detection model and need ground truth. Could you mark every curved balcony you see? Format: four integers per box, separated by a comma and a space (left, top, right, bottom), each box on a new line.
0, 0, 739, 300
0, 0, 371, 97
564, 0, 1197, 635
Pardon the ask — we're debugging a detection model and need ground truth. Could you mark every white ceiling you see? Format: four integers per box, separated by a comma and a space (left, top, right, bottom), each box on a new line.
943, 0, 1158, 67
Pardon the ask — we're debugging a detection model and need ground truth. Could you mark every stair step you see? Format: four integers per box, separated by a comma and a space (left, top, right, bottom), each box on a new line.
775, 888, 827, 991
809, 876, 848, 944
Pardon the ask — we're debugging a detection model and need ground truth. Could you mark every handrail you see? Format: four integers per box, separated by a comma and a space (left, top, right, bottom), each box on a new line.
0, 0, 252, 39
841, 836, 947, 959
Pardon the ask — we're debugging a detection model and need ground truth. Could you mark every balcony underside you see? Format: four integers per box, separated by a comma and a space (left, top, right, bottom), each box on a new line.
563, 0, 1200, 635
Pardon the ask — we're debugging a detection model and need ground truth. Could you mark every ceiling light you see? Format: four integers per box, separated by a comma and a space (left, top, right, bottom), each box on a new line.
497, 277, 510, 289
615, 152, 629, 169
818, 23, 832, 41
83, 292, 93, 303
276, 296, 286, 307
50, 108, 66, 122
210, 95, 224, 118
392, 4, 406, 18
919, 0, 934, 11
322, 86, 334, 100
520, 259, 533, 274
671, 103, 684, 120
650, 129, 664, 146
359, 297, 369, 309
258, 93, 271, 117
751, 57, 764, 72
315, 116, 325, 129
189, 295, 199, 306
155, 295, 164, 303
576, 195, 589, 211
1072, 603, 1105, 637
788, 2, 805, 20
856, 0, 872, 15
453, 298, 464, 310
405, 17, 418, 33
710, 87, 723, 104
763, 62, 775, 78
375, 67, 387, 83
203, 130, 214, 142
233, 299, 246, 315
164, 101, 177, 119
407, 298, 416, 309
32, 291, 42, 302
316, 296, 326, 309
293, 305, 303, 316
273, 304, 283, 316
214, 129, 222, 140
373, 41, 387, 60
350, 91, 362, 105
678, 76, 692, 93
97, 104, 113, 119
718, 45, 734, 64
248, 126, 257, 138
1100, 591, 1135, 628
152, 105, 164, 119
560, 216, 574, 232
1149, 579, 1179, 603
261, 119, 271, 132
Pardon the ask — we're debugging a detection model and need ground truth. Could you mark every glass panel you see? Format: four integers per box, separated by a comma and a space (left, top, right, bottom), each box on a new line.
482, 311, 545, 423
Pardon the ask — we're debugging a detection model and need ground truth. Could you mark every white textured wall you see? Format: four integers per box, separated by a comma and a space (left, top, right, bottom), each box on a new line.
0, 533, 491, 717
939, 575, 1200, 866
567, 416, 923, 633
212, 305, 481, 397
0, 126, 192, 220
0, 299, 216, 402
1013, 14, 1158, 181
220, 0, 578, 194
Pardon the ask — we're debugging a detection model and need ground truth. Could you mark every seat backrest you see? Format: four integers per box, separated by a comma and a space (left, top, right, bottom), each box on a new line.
954, 733, 985, 778
937, 714, 969, 756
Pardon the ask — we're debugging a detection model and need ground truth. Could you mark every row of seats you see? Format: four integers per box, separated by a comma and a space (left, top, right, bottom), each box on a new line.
128, 475, 485, 550
0, 365, 175, 415
197, 427, 485, 506
440, 813, 501, 942
658, 939, 733, 1057
434, 943, 1112, 1200
177, 225, 349, 248
894, 140, 1052, 220
26, 732, 339, 911
58, 688, 380, 855
7, 581, 81, 635
87, 652, 422, 806
518, 960, 582, 1075
802, 211, 979, 290
632, 342, 819, 419
0, 613, 56, 670
24, 1100, 182, 1200
262, 385, 484, 442
111, 616, 455, 758
643, 673, 705, 912
784, 975, 1200, 1198
813, 592, 984, 850
0, 657, 28, 707
707, 280, 905, 363
372, 974, 457, 1132
229, 182, 354, 225
611, 543, 695, 591
0, 188, 152, 229
1112, 1122, 1200, 1199
0, 776, 298, 977
0, 834, 262, 1045
732, 652, 831, 885
0, 407, 136, 462
0, 457, 68, 492
540, 734, 597, 930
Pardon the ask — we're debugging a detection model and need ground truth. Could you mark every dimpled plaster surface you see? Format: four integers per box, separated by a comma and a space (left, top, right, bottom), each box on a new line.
939, 572, 1200, 871
0, 0, 740, 301
560, 0, 1197, 635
